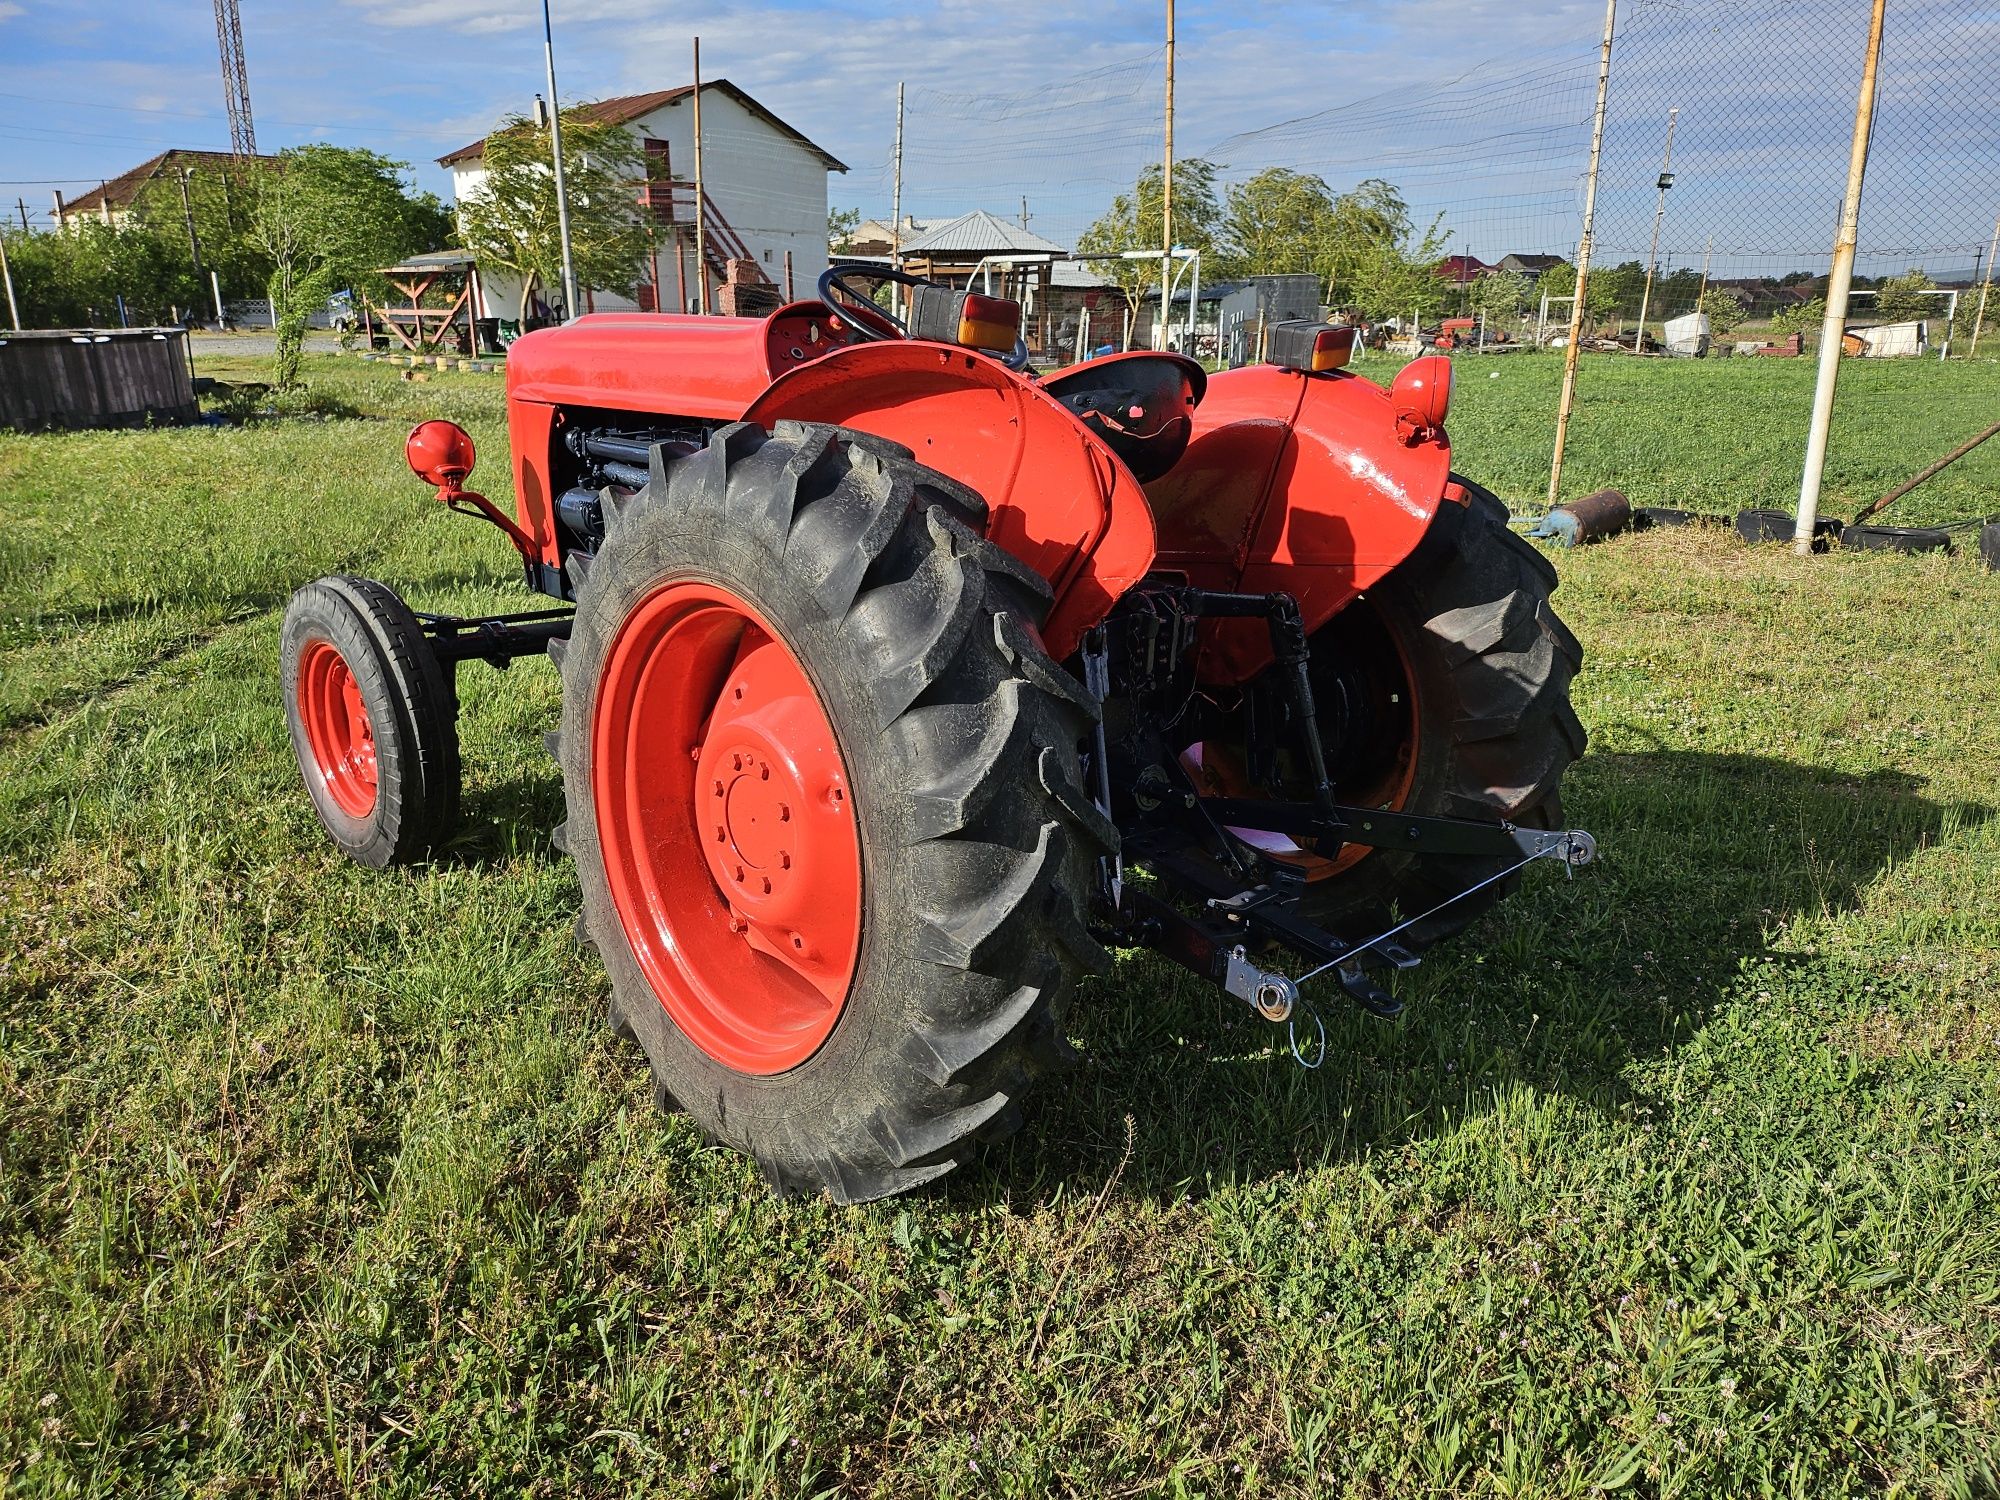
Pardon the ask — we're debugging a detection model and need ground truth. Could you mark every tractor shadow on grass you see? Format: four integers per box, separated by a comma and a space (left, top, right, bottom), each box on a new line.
973, 750, 1991, 1203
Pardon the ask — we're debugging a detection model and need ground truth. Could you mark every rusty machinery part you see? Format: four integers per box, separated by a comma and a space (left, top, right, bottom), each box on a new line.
546, 420, 1112, 1203
815, 262, 1031, 371
1528, 487, 1632, 546
280, 576, 461, 867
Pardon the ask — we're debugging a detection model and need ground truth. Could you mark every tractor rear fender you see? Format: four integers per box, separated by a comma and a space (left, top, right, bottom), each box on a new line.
1143, 362, 1457, 685
742, 342, 1157, 659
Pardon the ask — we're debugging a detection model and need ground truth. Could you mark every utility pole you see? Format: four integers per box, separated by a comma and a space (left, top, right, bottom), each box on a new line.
692, 36, 708, 315
1795, 0, 1887, 555
890, 82, 905, 257
1972, 214, 1999, 357
14, 198, 26, 232
541, 0, 580, 320
176, 168, 207, 317
1547, 0, 1618, 509
1696, 235, 1713, 305
1021, 196, 1029, 230
1633, 106, 1679, 351
1161, 0, 1174, 352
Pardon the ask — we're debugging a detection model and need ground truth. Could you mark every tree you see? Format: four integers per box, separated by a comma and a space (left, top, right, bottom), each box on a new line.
1872, 268, 1935, 323
827, 206, 861, 254
1770, 296, 1825, 345
252, 146, 445, 386
457, 110, 648, 325
1077, 159, 1224, 345
1472, 270, 1532, 325
1534, 260, 1616, 329
1317, 179, 1414, 298
127, 158, 277, 310
1222, 167, 1335, 277
1337, 211, 1451, 326
1697, 287, 1746, 334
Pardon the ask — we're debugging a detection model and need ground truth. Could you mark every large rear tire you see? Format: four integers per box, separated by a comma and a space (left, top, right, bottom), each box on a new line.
1293, 483, 1586, 948
550, 421, 1112, 1203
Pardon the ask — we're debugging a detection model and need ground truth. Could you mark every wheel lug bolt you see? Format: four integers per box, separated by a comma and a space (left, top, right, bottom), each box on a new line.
759, 764, 770, 781
712, 779, 724, 797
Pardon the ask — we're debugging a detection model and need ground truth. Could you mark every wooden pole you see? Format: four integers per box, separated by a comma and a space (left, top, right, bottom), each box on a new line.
1548, 0, 1618, 509
891, 80, 905, 318
1971, 215, 1999, 358
1161, 0, 1174, 352
1634, 105, 1678, 352
784, 250, 794, 301
1853, 420, 2000, 524
1795, 0, 1887, 554
890, 82, 905, 259
0, 231, 19, 331
692, 36, 708, 315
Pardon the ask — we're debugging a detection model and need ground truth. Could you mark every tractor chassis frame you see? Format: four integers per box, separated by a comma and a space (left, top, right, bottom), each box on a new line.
413, 607, 574, 672
1089, 582, 1592, 1027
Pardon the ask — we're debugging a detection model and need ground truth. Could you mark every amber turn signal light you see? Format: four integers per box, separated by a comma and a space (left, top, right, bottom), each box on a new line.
1265, 321, 1358, 374
956, 292, 1023, 353
907, 285, 1023, 353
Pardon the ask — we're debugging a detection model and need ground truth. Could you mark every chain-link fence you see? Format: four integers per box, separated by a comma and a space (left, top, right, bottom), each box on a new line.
878, 2, 1999, 522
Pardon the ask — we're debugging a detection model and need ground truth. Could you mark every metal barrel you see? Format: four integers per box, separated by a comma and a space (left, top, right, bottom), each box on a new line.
1529, 487, 1630, 546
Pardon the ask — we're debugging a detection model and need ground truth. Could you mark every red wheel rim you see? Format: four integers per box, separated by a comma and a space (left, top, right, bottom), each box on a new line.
591, 581, 862, 1075
297, 640, 379, 819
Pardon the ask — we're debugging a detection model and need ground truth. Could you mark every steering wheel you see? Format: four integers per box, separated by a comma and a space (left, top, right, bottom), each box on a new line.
817, 263, 1032, 371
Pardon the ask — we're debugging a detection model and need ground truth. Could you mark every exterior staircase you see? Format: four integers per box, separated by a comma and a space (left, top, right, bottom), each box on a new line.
639, 179, 770, 288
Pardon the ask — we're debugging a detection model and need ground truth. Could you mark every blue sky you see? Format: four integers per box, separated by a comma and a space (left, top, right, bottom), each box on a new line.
0, 0, 1990, 277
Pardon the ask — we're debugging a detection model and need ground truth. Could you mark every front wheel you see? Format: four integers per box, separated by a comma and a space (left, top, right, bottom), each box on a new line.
550, 421, 1113, 1203
280, 575, 461, 867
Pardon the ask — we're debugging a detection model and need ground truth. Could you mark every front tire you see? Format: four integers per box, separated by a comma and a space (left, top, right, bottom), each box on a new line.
551, 421, 1113, 1203
280, 575, 460, 867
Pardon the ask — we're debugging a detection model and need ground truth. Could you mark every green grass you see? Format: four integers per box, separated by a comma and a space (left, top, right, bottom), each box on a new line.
1, 350, 1997, 1496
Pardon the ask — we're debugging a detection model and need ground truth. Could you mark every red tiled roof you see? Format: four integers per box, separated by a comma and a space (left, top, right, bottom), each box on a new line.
63, 148, 274, 216
437, 81, 845, 171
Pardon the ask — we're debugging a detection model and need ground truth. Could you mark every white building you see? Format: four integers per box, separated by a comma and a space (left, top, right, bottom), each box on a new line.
440, 81, 846, 319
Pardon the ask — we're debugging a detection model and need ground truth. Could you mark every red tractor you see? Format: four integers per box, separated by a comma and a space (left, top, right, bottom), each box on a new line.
281, 267, 1591, 1201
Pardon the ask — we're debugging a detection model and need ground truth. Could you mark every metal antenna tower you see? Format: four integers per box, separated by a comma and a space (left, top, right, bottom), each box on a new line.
214, 0, 257, 157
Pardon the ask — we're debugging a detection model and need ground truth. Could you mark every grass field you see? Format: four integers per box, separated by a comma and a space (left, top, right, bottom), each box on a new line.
2, 348, 1997, 1496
